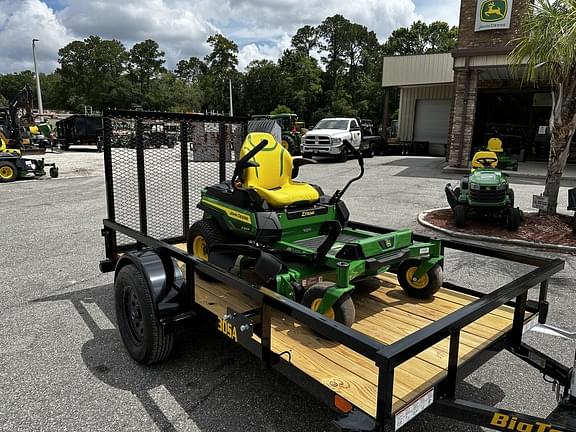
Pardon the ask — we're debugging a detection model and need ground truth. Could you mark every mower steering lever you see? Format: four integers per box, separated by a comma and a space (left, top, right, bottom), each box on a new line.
231, 139, 267, 187
329, 140, 365, 204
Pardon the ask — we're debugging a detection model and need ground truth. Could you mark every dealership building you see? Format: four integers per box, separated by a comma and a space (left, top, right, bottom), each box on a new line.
382, 0, 559, 167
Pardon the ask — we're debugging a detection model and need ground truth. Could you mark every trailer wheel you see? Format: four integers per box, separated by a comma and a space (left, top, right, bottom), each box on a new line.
115, 264, 174, 364
362, 143, 376, 158
302, 282, 355, 327
397, 260, 443, 299
0, 161, 17, 182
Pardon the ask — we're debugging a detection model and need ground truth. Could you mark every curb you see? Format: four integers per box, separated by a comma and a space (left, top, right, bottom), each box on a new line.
418, 207, 576, 253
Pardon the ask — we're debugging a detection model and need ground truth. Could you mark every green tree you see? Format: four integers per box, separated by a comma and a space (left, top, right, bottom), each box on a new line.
270, 105, 293, 115
278, 49, 323, 123
58, 36, 130, 110
147, 72, 202, 112
129, 39, 166, 93
243, 60, 282, 115
175, 56, 207, 84
291, 25, 318, 56
383, 21, 458, 55
510, 0, 576, 213
202, 34, 240, 113
0, 71, 35, 102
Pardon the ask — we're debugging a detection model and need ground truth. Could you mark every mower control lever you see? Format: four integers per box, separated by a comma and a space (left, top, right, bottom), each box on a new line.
329, 140, 365, 204
231, 139, 268, 188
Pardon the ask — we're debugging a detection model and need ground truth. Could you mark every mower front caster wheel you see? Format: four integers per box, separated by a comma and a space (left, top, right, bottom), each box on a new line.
397, 259, 443, 299
302, 282, 355, 327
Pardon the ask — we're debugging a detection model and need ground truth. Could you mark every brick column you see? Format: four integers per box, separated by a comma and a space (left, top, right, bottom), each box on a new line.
448, 69, 478, 167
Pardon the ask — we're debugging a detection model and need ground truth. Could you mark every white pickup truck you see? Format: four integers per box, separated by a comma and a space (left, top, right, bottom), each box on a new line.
301, 117, 382, 161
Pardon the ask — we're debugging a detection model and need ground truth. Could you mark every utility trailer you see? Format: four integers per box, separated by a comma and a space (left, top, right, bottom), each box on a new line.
100, 109, 576, 432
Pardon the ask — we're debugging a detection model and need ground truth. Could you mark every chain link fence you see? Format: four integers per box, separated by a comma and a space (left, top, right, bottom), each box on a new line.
103, 110, 247, 249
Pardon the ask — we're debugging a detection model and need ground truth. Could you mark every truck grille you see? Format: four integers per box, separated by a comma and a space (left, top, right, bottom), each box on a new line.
470, 188, 506, 202
304, 135, 331, 146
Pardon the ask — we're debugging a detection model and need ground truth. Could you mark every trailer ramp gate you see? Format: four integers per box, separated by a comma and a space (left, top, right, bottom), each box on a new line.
100, 110, 573, 432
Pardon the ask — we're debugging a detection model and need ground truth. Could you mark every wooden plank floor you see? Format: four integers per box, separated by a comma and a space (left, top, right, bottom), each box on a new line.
174, 245, 527, 417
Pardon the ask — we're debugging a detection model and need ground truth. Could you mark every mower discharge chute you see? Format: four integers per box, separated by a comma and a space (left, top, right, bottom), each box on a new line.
188, 132, 444, 326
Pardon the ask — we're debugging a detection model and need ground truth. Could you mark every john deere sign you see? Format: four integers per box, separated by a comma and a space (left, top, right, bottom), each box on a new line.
475, 0, 513, 31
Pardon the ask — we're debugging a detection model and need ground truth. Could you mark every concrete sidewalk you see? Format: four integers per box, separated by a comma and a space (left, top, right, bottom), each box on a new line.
443, 160, 576, 182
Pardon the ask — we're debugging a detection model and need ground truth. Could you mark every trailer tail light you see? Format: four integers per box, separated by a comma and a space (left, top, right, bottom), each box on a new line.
334, 394, 353, 413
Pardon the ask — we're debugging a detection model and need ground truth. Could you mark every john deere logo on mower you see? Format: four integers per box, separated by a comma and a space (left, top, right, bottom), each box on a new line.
480, 0, 507, 22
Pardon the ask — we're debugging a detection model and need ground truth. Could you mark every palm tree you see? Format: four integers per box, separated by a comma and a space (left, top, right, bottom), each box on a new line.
510, 0, 576, 214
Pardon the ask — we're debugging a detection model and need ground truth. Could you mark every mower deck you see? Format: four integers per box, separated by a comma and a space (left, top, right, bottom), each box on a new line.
176, 244, 532, 418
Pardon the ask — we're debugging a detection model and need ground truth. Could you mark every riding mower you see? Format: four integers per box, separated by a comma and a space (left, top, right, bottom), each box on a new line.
187, 132, 444, 326
445, 151, 521, 230
0, 133, 58, 183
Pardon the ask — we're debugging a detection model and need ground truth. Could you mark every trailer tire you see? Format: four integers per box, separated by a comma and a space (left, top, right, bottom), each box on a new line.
302, 282, 355, 327
115, 264, 174, 364
0, 161, 17, 182
397, 260, 443, 299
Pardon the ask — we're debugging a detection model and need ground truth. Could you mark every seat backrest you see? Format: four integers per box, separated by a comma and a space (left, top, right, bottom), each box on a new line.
487, 137, 503, 153
240, 132, 293, 190
471, 151, 499, 169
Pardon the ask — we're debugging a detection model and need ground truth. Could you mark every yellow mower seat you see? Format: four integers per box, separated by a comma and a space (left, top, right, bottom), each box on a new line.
240, 132, 320, 208
487, 137, 503, 153
471, 151, 499, 169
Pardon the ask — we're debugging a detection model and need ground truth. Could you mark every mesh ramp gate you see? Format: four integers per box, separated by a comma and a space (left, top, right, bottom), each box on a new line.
102, 110, 248, 249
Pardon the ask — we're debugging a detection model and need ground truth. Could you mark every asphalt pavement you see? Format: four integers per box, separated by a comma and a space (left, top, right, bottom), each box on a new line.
1, 151, 576, 431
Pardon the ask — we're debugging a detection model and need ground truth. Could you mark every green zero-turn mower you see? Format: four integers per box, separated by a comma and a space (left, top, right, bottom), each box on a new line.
445, 151, 521, 231
187, 132, 444, 326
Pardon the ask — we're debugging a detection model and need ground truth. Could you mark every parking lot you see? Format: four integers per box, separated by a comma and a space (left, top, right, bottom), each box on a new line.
1, 149, 576, 432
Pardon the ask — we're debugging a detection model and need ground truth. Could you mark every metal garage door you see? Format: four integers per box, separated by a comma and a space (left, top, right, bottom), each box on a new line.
413, 99, 451, 155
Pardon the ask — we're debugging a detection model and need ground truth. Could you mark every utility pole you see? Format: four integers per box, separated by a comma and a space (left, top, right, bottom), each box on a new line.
32, 38, 44, 119
229, 79, 233, 117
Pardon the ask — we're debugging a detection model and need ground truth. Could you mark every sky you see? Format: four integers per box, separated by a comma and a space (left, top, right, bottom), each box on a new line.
0, 0, 460, 74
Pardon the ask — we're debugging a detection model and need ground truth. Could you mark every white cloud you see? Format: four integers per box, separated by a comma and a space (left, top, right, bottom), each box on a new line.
0, 0, 72, 73
238, 33, 291, 71
0, 0, 460, 74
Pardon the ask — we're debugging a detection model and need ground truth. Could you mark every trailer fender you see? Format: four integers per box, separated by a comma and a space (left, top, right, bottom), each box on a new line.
114, 249, 185, 319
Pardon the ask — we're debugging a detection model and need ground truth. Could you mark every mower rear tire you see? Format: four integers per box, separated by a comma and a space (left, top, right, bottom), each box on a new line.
115, 264, 174, 364
0, 161, 17, 182
302, 282, 355, 327
454, 204, 466, 228
397, 260, 443, 299
506, 207, 521, 231
49, 167, 59, 178
187, 219, 226, 279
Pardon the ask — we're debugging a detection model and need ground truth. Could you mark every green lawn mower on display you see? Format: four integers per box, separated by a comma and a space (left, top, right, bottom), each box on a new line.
187, 131, 444, 326
445, 150, 521, 230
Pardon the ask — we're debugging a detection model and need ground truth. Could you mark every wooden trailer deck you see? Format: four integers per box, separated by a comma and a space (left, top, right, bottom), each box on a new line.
175, 247, 532, 418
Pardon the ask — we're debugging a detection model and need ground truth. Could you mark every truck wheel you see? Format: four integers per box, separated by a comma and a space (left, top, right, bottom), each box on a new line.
0, 161, 17, 182
506, 207, 521, 231
454, 205, 466, 228
397, 260, 443, 299
337, 147, 347, 163
115, 264, 174, 364
302, 282, 355, 327
281, 135, 297, 155
362, 143, 375, 158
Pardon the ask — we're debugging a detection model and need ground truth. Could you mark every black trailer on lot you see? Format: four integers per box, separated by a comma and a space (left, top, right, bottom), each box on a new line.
99, 109, 576, 432
56, 114, 103, 151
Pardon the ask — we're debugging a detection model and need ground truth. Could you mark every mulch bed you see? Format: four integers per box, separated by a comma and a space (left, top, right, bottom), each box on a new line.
424, 208, 576, 248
